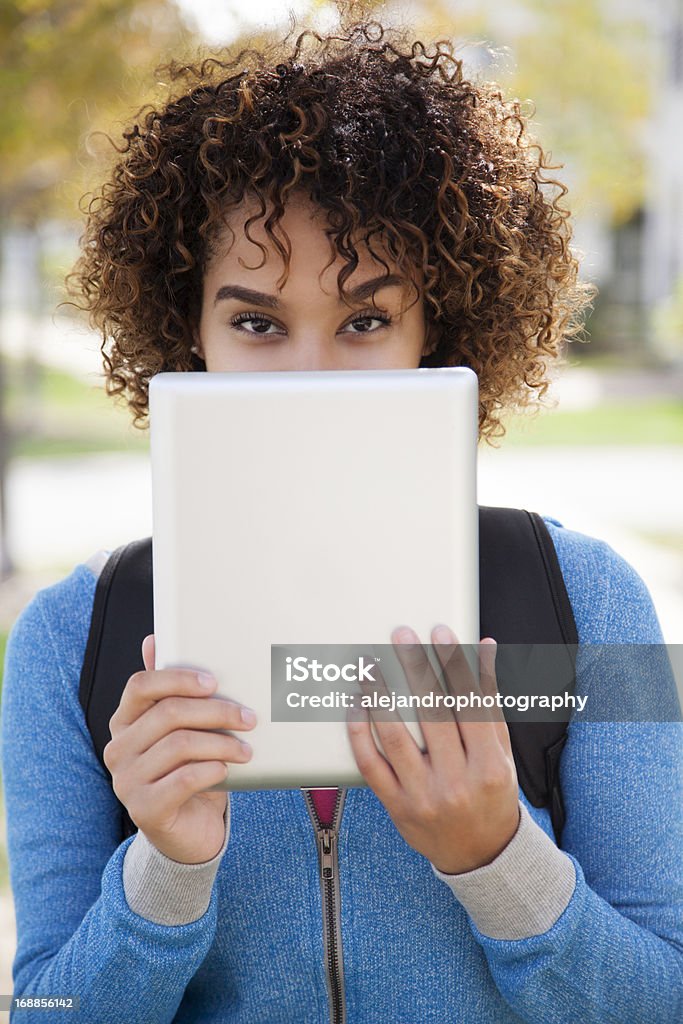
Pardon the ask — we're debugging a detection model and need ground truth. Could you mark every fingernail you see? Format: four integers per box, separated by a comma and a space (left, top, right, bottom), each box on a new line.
240, 706, 257, 725
433, 624, 453, 644
197, 672, 216, 690
396, 627, 417, 647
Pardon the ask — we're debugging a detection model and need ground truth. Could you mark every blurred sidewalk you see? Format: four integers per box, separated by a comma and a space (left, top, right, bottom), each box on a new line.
478, 445, 683, 645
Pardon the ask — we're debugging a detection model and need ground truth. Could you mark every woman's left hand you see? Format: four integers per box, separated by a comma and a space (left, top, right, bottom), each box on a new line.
346, 625, 520, 875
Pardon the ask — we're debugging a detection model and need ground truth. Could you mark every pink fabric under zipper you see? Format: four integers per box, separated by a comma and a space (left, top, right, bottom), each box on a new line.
308, 787, 339, 826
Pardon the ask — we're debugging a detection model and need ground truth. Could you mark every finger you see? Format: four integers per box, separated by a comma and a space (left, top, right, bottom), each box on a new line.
430, 625, 484, 721
142, 634, 155, 672
130, 727, 253, 786
431, 626, 503, 760
112, 667, 221, 730
391, 626, 465, 767
356, 649, 405, 728
111, 694, 258, 761
345, 706, 402, 805
143, 760, 232, 818
455, 638, 512, 761
356, 653, 428, 789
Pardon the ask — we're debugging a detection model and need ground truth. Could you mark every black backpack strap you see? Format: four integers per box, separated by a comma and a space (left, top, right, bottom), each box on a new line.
79, 537, 154, 840
479, 506, 579, 844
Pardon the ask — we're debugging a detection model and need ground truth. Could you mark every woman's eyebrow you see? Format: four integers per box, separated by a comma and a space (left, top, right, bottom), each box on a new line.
213, 273, 406, 309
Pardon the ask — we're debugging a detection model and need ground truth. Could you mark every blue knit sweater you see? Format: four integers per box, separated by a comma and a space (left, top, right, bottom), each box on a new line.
1, 517, 682, 1023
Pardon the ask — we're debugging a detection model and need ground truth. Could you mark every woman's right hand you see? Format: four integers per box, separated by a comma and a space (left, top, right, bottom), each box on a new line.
103, 634, 257, 864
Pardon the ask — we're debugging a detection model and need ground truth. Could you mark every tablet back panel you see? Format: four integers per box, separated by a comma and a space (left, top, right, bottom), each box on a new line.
149, 367, 479, 789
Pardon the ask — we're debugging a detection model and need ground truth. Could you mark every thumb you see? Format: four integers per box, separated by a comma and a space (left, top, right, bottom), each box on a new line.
141, 633, 156, 672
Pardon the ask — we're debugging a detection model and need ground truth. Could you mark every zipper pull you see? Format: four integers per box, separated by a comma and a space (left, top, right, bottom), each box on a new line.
319, 828, 335, 880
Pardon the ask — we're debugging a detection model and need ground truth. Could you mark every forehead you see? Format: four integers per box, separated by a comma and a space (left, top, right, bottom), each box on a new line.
204, 192, 418, 296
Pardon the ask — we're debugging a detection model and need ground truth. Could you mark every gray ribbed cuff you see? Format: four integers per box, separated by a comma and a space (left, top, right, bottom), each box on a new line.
123, 796, 231, 926
430, 801, 576, 939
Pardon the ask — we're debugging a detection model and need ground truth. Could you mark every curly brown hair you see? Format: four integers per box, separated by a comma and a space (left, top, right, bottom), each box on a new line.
63, 5, 594, 444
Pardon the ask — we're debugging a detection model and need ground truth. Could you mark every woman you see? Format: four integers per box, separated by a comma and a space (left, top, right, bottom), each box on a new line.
1, 9, 681, 1023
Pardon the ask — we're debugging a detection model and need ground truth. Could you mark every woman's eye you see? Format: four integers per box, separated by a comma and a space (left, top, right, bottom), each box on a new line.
343, 312, 392, 334
228, 309, 392, 338
230, 313, 281, 336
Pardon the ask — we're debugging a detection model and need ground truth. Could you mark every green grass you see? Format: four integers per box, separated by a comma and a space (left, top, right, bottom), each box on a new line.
3, 358, 150, 457
12, 434, 149, 457
501, 399, 683, 447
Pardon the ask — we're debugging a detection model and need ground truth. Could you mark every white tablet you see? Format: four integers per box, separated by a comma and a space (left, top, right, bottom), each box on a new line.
148, 367, 479, 790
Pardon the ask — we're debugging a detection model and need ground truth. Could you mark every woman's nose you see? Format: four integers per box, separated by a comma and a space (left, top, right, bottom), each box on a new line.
283, 339, 341, 371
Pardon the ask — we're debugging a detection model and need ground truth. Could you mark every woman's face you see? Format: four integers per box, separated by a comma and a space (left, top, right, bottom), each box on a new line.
193, 195, 435, 372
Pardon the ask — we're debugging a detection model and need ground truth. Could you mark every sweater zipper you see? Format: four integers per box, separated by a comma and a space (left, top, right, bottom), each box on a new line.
302, 788, 347, 1024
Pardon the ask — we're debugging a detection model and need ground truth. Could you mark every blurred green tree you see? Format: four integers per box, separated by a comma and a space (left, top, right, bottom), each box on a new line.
515, 0, 651, 226
404, 0, 651, 224
0, 0, 199, 576
0, 0, 199, 223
